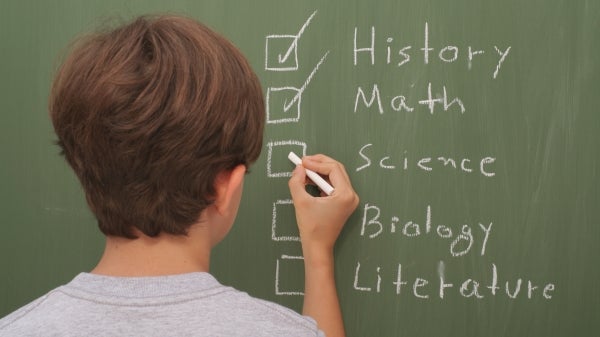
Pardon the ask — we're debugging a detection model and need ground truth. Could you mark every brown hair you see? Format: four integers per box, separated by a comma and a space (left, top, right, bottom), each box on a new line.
50, 15, 264, 238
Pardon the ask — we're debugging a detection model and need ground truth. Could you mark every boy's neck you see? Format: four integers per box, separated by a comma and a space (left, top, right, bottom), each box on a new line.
91, 226, 212, 277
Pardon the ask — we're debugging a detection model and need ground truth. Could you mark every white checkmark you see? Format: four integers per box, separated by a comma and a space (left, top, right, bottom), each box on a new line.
283, 51, 330, 111
277, 10, 317, 64
266, 51, 329, 124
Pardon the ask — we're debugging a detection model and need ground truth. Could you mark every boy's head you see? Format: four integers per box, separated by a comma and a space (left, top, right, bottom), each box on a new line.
50, 15, 264, 239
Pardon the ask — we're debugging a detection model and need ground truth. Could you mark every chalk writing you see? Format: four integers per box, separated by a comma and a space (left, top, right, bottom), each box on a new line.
353, 22, 512, 79
353, 260, 555, 300
354, 83, 466, 114
356, 144, 496, 177
262, 12, 554, 302
360, 203, 493, 257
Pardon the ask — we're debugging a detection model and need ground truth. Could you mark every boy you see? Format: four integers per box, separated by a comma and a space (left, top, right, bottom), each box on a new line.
0, 15, 358, 337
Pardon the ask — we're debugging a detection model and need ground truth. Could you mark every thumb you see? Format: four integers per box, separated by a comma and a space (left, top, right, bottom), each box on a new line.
288, 165, 308, 202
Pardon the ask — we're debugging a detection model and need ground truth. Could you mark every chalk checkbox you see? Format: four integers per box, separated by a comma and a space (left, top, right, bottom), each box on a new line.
271, 199, 300, 242
266, 140, 306, 178
265, 35, 299, 71
264, 10, 317, 72
275, 255, 305, 296
266, 86, 302, 124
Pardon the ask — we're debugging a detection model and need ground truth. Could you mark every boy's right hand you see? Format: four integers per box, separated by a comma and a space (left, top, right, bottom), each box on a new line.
288, 154, 359, 257
288, 154, 358, 337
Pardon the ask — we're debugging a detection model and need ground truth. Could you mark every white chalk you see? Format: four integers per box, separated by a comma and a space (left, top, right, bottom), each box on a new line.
288, 152, 335, 196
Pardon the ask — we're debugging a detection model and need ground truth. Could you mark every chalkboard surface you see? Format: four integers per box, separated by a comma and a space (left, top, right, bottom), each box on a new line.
1, 1, 599, 336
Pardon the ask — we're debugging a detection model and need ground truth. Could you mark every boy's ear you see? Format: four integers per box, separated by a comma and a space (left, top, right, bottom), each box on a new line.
213, 164, 246, 216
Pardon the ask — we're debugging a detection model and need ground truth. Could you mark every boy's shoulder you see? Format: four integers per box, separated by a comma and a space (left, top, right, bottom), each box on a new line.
0, 273, 324, 337
0, 293, 52, 335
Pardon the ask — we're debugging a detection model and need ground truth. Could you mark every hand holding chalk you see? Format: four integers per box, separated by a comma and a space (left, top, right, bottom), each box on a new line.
288, 152, 335, 196
287, 152, 359, 253
287, 153, 359, 247
287, 153, 358, 337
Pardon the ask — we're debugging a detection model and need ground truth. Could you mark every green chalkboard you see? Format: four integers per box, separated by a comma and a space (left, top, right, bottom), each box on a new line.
1, 1, 599, 336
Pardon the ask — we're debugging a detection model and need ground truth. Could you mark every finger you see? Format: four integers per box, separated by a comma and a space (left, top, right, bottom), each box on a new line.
304, 154, 351, 182
288, 165, 310, 201
302, 156, 336, 175
304, 154, 336, 164
304, 155, 358, 207
302, 159, 350, 193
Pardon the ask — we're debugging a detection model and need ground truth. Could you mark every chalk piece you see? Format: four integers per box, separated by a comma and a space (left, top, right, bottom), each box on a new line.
288, 151, 335, 196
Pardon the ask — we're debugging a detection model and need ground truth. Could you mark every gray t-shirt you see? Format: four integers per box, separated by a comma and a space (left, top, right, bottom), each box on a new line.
0, 272, 325, 337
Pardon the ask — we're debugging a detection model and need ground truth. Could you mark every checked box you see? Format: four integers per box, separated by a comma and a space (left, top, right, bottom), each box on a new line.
264, 10, 317, 71
266, 86, 302, 124
266, 51, 330, 124
265, 35, 299, 71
